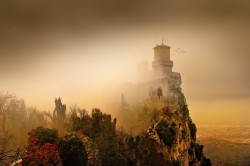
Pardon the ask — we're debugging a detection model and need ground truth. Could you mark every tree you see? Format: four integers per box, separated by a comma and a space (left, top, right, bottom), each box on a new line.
59, 134, 87, 166
157, 87, 163, 99
22, 127, 62, 166
135, 133, 169, 166
22, 143, 62, 166
0, 93, 24, 152
182, 105, 189, 120
149, 86, 156, 99
120, 93, 129, 112
54, 98, 66, 132
203, 157, 212, 166
27, 126, 59, 146
44, 98, 67, 133
27, 107, 48, 130
68, 105, 91, 135
155, 120, 177, 147
189, 120, 197, 141
91, 108, 116, 138
90, 109, 135, 165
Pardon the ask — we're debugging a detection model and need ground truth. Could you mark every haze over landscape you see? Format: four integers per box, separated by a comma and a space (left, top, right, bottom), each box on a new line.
1, 1, 250, 165
1, 0, 249, 126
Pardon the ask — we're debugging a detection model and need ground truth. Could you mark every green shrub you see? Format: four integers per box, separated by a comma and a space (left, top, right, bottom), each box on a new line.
189, 120, 197, 141
156, 120, 177, 147
182, 105, 189, 119
194, 144, 204, 161
59, 134, 87, 166
29, 126, 59, 146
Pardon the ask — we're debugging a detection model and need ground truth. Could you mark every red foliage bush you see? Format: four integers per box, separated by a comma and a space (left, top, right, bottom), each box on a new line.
22, 127, 62, 166
23, 143, 62, 166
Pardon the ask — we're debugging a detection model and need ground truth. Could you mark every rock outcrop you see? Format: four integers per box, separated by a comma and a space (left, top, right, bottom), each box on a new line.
74, 72, 211, 166
144, 72, 211, 166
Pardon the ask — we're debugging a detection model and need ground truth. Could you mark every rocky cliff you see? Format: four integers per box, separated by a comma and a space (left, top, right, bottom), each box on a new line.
71, 71, 211, 166
143, 73, 211, 165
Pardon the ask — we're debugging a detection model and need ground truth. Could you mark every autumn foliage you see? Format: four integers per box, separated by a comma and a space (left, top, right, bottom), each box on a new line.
22, 127, 62, 166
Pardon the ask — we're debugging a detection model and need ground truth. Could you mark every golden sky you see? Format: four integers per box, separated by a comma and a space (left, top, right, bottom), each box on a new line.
0, 0, 249, 125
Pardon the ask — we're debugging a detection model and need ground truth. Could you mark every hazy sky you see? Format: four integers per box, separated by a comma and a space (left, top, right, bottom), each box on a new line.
0, 0, 250, 124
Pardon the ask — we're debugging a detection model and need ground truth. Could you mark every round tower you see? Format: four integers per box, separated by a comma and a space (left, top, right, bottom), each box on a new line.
152, 41, 173, 78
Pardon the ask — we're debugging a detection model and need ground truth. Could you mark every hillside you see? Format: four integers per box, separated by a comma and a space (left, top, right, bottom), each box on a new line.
71, 71, 211, 165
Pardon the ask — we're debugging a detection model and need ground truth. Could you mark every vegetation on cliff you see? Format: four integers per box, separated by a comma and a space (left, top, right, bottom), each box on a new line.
0, 79, 211, 166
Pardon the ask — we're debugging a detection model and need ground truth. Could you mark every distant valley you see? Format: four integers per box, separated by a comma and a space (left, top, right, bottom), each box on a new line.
197, 125, 250, 166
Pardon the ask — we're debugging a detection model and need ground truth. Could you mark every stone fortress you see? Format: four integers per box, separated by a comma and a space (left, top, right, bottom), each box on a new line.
122, 42, 211, 165
134, 41, 211, 166
137, 41, 182, 100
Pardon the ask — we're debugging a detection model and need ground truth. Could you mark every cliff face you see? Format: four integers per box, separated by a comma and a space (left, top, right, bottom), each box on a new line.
71, 67, 211, 165
130, 43, 211, 165
144, 73, 211, 165
74, 72, 211, 166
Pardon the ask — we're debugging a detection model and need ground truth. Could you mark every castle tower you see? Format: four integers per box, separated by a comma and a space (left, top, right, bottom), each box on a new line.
152, 41, 173, 79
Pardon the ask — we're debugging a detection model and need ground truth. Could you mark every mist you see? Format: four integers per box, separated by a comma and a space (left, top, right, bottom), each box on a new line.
0, 0, 250, 127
